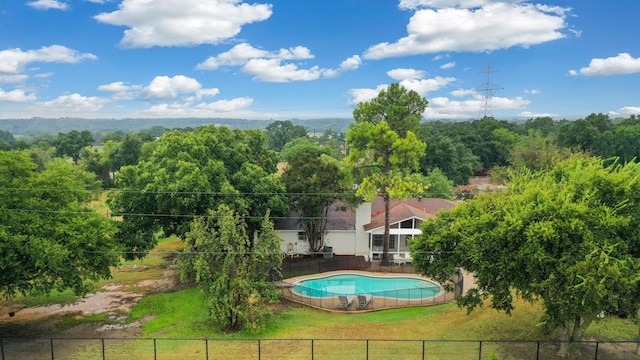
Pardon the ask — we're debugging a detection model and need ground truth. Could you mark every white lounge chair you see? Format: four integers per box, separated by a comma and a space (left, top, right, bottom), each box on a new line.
357, 294, 372, 310
392, 253, 406, 265
336, 295, 355, 310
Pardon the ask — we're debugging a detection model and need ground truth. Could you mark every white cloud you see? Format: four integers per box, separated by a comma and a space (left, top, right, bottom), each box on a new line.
95, 0, 272, 48
387, 68, 426, 80
323, 55, 362, 78
399, 0, 526, 10
423, 95, 530, 119
347, 85, 389, 106
143, 75, 206, 100
0, 75, 29, 84
140, 97, 254, 117
364, 2, 568, 59
0, 45, 97, 74
98, 81, 143, 100
569, 53, 640, 76
399, 76, 456, 95
35, 93, 108, 113
28, 0, 68, 10
524, 89, 540, 94
196, 43, 313, 70
451, 88, 476, 97
242, 59, 323, 82
518, 111, 558, 118
0, 88, 36, 102
348, 73, 455, 105
609, 107, 640, 117
198, 43, 360, 82
440, 61, 455, 69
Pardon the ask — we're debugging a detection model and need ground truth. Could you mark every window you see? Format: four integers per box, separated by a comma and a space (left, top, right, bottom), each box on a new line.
389, 235, 397, 250
372, 234, 383, 247
297, 232, 305, 241
400, 219, 414, 229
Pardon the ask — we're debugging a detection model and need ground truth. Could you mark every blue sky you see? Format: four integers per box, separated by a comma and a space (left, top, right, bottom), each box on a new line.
0, 0, 639, 121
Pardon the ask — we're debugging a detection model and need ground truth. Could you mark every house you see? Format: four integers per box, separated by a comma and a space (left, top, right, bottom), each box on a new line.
276, 197, 457, 261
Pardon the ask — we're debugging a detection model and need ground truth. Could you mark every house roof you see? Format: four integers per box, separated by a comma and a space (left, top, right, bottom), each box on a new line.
275, 197, 455, 231
363, 197, 456, 231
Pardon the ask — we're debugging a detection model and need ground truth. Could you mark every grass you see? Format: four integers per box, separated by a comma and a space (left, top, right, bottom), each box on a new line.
3, 236, 184, 308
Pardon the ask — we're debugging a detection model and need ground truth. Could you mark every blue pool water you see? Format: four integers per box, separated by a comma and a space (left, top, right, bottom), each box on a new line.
292, 274, 441, 300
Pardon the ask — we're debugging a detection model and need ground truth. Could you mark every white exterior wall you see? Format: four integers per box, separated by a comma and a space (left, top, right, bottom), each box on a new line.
278, 231, 310, 255
323, 230, 356, 255
354, 202, 372, 256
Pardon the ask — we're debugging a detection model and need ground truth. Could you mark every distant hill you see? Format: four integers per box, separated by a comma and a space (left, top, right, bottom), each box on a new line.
0, 117, 355, 136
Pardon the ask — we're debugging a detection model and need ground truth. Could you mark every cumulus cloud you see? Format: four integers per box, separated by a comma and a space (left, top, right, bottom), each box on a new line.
364, 2, 569, 59
399, 0, 526, 9
518, 111, 558, 118
387, 68, 426, 80
97, 81, 143, 100
0, 88, 36, 102
140, 97, 254, 117
609, 107, 640, 117
423, 95, 530, 119
569, 53, 640, 76
198, 43, 361, 82
524, 89, 540, 94
348, 70, 455, 105
95, 0, 273, 48
451, 88, 476, 97
196, 43, 313, 70
35, 93, 108, 113
28, 0, 68, 10
0, 75, 29, 84
0, 45, 97, 74
143, 75, 206, 100
440, 62, 456, 69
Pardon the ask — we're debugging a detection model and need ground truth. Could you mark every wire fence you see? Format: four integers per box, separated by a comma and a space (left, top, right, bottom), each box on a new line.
1, 337, 638, 360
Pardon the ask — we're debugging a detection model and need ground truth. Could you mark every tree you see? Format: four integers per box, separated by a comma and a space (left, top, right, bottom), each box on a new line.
108, 126, 288, 258
412, 155, 640, 358
346, 83, 428, 265
282, 149, 353, 252
265, 120, 308, 152
0, 151, 118, 299
418, 131, 481, 186
54, 130, 94, 165
177, 205, 282, 332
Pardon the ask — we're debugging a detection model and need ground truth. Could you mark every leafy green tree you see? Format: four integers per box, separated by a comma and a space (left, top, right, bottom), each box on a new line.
280, 137, 337, 163
509, 131, 571, 172
418, 131, 481, 186
109, 126, 287, 258
419, 168, 453, 199
347, 83, 427, 265
177, 205, 281, 332
412, 155, 640, 358
282, 149, 353, 252
265, 120, 308, 152
107, 133, 143, 172
54, 130, 94, 164
0, 151, 118, 298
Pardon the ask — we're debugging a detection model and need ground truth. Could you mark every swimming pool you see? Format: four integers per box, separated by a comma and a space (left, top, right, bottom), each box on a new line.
292, 273, 441, 300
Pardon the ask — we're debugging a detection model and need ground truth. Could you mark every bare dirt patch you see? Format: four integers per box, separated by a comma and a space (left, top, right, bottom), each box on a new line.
0, 269, 181, 339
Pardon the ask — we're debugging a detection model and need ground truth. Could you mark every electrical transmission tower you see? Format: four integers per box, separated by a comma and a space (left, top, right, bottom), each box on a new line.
476, 64, 502, 119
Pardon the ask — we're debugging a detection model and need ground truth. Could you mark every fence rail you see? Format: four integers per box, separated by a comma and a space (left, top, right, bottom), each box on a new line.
1, 338, 638, 360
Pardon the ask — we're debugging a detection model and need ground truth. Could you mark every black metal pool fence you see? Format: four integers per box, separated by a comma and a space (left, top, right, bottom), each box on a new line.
0, 338, 637, 359
280, 255, 463, 311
